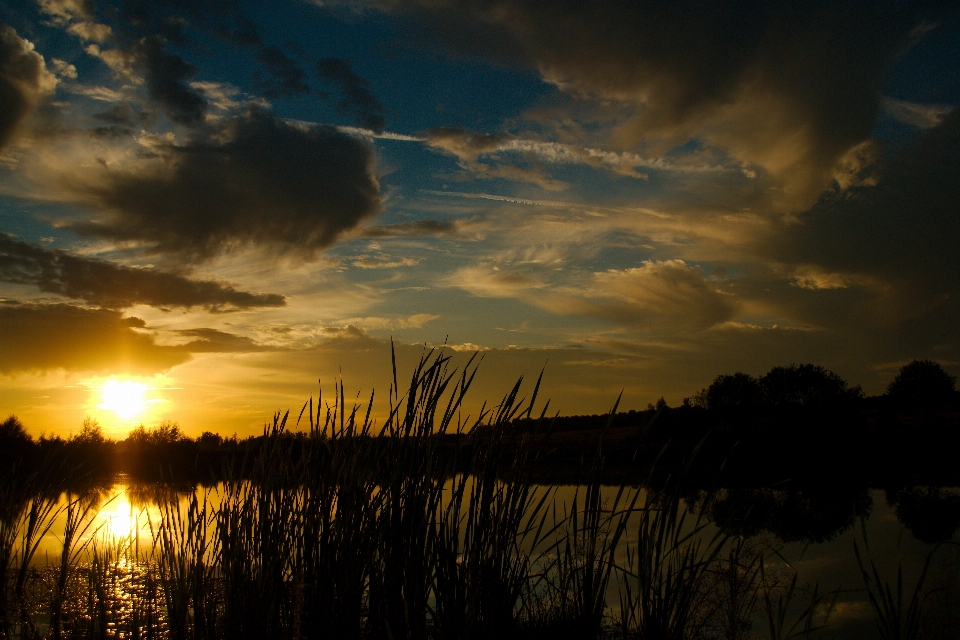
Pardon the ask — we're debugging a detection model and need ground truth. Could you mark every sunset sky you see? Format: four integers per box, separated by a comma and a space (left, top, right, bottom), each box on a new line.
1, 0, 959, 437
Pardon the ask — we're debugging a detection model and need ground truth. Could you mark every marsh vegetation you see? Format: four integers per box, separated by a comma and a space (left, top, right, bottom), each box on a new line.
1, 353, 958, 639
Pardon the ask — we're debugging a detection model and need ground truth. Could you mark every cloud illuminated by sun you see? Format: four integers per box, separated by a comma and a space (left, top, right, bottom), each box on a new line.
98, 380, 151, 419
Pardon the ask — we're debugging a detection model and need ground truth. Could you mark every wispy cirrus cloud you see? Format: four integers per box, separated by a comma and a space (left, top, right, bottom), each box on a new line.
424, 127, 743, 181
881, 97, 954, 130
337, 313, 439, 330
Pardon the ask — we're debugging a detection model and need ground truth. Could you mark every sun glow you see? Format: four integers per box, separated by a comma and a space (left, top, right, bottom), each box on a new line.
96, 489, 152, 540
105, 507, 134, 538
99, 380, 151, 419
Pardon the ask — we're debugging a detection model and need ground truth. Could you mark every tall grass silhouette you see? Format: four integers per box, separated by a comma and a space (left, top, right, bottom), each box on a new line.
0, 347, 950, 639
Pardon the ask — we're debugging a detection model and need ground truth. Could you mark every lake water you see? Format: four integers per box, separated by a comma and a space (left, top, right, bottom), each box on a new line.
13, 480, 958, 639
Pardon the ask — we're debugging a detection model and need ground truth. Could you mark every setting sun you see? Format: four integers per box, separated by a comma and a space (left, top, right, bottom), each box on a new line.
99, 381, 151, 420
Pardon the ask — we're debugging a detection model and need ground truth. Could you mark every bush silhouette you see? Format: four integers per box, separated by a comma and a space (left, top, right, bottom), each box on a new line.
886, 359, 956, 408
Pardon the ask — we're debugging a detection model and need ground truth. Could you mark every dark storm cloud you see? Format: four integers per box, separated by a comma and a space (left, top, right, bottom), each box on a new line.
316, 58, 387, 133
360, 219, 457, 237
374, 0, 953, 201
0, 234, 286, 311
771, 108, 960, 286
130, 35, 207, 125
0, 303, 189, 374
0, 25, 56, 150
256, 45, 310, 98
766, 107, 960, 352
65, 110, 381, 261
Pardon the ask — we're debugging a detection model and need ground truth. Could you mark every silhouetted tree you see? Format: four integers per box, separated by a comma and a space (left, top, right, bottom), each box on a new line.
886, 359, 957, 408
759, 363, 861, 408
0, 415, 30, 444
197, 431, 224, 446
126, 420, 186, 445
706, 373, 763, 409
0, 416, 33, 469
887, 486, 960, 544
71, 417, 106, 444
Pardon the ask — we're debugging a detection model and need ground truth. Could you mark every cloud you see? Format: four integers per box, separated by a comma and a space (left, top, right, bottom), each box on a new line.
0, 302, 275, 373
67, 83, 129, 102
90, 104, 137, 125
551, 260, 736, 331
36, 0, 93, 24
425, 127, 737, 180
338, 313, 439, 330
256, 46, 310, 98
81, 26, 208, 125
0, 233, 286, 311
128, 36, 207, 125
768, 108, 960, 295
0, 303, 189, 374
446, 265, 543, 298
360, 219, 458, 238
351, 254, 421, 268
50, 58, 77, 79
189, 81, 266, 113
56, 110, 381, 261
174, 328, 268, 353
372, 0, 950, 204
882, 97, 954, 130
316, 57, 387, 133
67, 21, 113, 43
425, 127, 569, 190
448, 260, 735, 332
757, 108, 960, 357
790, 267, 869, 291
0, 26, 58, 150
83, 44, 137, 80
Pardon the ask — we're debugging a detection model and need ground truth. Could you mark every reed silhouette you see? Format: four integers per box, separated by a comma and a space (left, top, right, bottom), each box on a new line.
1, 354, 958, 638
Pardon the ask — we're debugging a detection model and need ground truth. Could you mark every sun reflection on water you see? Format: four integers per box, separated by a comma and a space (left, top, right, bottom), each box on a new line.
94, 486, 154, 541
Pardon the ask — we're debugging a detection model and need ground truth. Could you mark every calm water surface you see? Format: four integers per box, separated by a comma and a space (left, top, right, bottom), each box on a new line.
22, 481, 960, 639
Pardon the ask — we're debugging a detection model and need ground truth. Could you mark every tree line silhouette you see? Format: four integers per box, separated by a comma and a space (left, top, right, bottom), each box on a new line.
1, 359, 958, 546
1, 359, 957, 488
